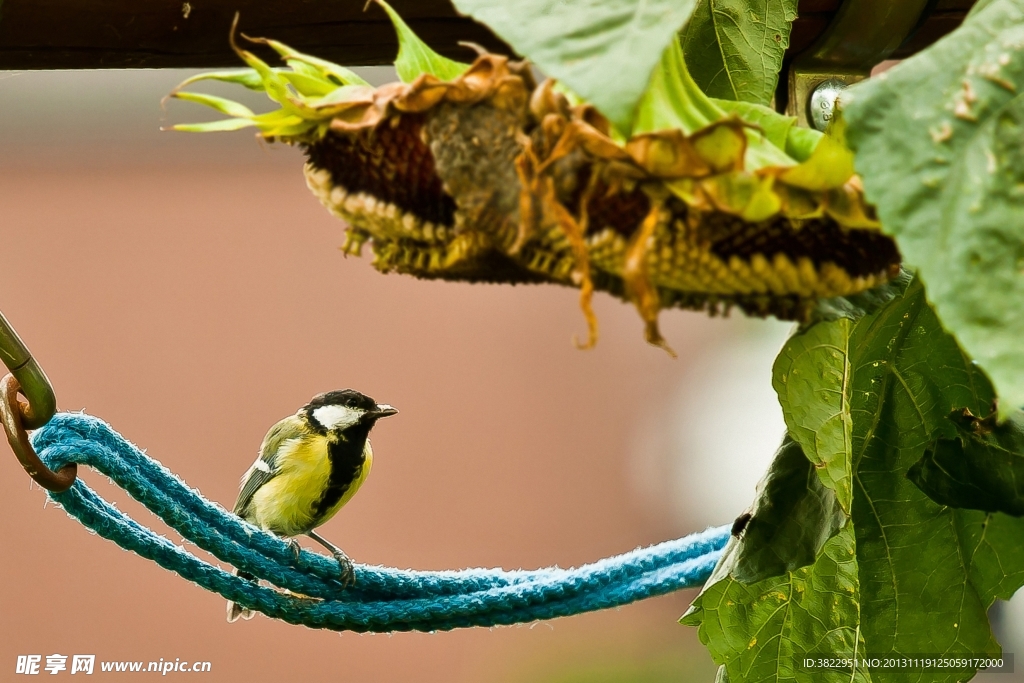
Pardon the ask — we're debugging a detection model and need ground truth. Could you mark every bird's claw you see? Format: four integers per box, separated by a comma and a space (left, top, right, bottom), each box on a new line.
288, 538, 301, 562
334, 551, 356, 588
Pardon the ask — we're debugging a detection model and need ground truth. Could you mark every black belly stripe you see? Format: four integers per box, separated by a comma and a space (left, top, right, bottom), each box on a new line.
312, 424, 370, 521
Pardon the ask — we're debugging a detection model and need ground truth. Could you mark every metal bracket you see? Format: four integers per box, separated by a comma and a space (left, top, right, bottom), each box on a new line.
785, 0, 933, 129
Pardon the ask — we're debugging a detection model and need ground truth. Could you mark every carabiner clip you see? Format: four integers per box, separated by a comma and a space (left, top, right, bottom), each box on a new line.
1, 310, 76, 492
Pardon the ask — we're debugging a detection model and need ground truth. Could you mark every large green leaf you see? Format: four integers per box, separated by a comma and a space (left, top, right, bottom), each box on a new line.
773, 318, 854, 513
450, 0, 698, 132
846, 276, 1024, 682
843, 0, 1024, 418
689, 276, 1024, 682
681, 438, 856, 682
908, 409, 1024, 516
681, 0, 798, 105
683, 523, 870, 683
770, 275, 910, 517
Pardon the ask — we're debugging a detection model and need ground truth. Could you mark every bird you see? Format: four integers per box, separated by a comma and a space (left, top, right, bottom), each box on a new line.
226, 389, 397, 622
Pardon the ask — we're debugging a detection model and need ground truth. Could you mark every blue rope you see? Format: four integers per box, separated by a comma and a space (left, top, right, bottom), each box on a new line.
31, 413, 728, 632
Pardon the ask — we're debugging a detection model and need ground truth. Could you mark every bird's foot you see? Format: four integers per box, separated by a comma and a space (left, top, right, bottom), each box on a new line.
305, 530, 355, 587
287, 538, 301, 562
333, 550, 356, 588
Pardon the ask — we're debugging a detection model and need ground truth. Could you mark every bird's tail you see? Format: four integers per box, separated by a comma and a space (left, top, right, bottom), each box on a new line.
226, 569, 257, 623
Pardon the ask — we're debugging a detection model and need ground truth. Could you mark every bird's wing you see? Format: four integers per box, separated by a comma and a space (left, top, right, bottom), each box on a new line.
233, 414, 303, 516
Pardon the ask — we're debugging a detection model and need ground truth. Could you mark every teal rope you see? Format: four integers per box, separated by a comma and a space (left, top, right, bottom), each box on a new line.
31, 413, 728, 632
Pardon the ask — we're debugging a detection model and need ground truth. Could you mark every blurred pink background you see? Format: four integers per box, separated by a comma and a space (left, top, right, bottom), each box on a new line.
0, 68, 791, 682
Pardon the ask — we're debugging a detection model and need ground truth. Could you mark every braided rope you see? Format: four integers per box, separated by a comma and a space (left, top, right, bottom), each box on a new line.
31, 413, 728, 632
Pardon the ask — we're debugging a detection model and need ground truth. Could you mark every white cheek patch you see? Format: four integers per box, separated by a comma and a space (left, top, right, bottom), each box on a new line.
312, 404, 364, 431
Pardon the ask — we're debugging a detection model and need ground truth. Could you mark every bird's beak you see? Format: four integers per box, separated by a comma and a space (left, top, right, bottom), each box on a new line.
371, 403, 398, 419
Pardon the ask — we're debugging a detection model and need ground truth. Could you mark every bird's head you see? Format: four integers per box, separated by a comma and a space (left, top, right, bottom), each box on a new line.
302, 389, 398, 434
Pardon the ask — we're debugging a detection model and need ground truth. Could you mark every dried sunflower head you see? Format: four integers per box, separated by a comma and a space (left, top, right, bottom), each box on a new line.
168, 1, 900, 352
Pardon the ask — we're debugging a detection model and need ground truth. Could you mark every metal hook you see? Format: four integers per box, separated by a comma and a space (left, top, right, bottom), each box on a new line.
0, 310, 76, 492
0, 310, 56, 430
1, 375, 76, 492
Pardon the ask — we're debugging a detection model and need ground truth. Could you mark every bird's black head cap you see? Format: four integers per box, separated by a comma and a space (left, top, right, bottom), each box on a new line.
305, 389, 378, 413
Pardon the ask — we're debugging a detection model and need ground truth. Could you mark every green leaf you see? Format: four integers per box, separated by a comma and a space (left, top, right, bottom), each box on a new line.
778, 116, 856, 191
279, 71, 338, 98
374, 0, 469, 83
958, 511, 1024, 602
711, 98, 823, 161
633, 38, 727, 136
690, 275, 1024, 682
843, 0, 1024, 417
171, 69, 268, 92
771, 274, 911, 517
451, 0, 699, 132
681, 0, 798, 105
169, 66, 339, 100
713, 98, 794, 148
178, 107, 308, 138
168, 118, 256, 133
305, 85, 376, 109
248, 109, 309, 137
724, 437, 847, 584
908, 409, 1024, 516
773, 318, 854, 513
229, 40, 305, 116
246, 36, 373, 87
683, 523, 870, 683
633, 39, 793, 169
846, 276, 1024, 681
681, 437, 852, 681
170, 92, 255, 119
784, 126, 823, 163
813, 274, 907, 324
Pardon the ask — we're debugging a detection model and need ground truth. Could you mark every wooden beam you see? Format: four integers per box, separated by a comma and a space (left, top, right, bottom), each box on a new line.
0, 0, 974, 71
0, 0, 512, 69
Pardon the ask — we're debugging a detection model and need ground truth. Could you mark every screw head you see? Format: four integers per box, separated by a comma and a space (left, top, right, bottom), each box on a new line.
808, 78, 849, 131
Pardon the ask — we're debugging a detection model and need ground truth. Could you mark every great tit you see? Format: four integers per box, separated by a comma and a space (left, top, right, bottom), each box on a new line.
226, 389, 397, 622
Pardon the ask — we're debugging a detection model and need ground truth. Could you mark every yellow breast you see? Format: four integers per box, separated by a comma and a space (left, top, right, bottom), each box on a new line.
249, 434, 372, 537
